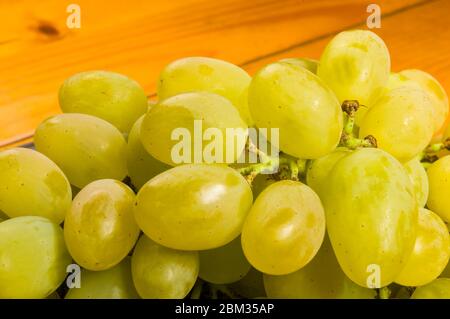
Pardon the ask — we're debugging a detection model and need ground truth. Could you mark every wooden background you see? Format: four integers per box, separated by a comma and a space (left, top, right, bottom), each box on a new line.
1, 0, 449, 148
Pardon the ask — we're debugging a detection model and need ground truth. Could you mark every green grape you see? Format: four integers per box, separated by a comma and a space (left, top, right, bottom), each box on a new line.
59, 71, 148, 133
388, 70, 449, 133
199, 236, 251, 284
263, 237, 376, 299
306, 147, 351, 196
157, 57, 252, 125
241, 180, 325, 275
317, 30, 390, 106
322, 148, 418, 288
427, 155, 450, 222
134, 164, 253, 250
127, 115, 170, 190
141, 92, 248, 166
228, 267, 266, 298
395, 208, 450, 286
412, 278, 450, 299
0, 216, 71, 298
34, 113, 128, 188
0, 148, 71, 224
248, 61, 343, 159
131, 235, 199, 299
359, 87, 434, 162
404, 157, 429, 207
279, 58, 318, 74
65, 257, 139, 299
64, 179, 140, 271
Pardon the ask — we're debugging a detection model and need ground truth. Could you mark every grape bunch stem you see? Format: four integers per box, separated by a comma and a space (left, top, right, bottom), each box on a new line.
339, 100, 377, 150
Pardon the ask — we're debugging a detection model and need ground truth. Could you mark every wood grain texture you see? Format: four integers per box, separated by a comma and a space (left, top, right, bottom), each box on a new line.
0, 0, 441, 147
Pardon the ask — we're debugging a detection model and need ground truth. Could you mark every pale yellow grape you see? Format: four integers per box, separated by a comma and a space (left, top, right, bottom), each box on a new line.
59, 71, 148, 133
127, 116, 170, 189
134, 164, 253, 250
279, 58, 318, 74
404, 157, 429, 207
0, 216, 71, 298
65, 257, 139, 299
322, 148, 418, 287
359, 87, 434, 162
264, 237, 376, 299
199, 237, 251, 284
0, 148, 71, 224
64, 179, 139, 271
399, 69, 449, 134
228, 267, 266, 298
34, 113, 128, 188
248, 61, 343, 159
412, 278, 450, 299
131, 235, 199, 299
427, 155, 450, 222
306, 147, 351, 196
157, 57, 252, 125
317, 30, 390, 106
241, 180, 325, 275
141, 92, 248, 166
395, 208, 450, 286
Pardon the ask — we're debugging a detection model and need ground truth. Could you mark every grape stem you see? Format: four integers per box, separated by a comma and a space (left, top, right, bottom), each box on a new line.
209, 284, 241, 299
237, 144, 308, 184
339, 100, 377, 150
421, 138, 450, 163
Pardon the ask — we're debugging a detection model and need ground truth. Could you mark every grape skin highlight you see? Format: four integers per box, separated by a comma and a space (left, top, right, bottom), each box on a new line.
64, 179, 140, 271
0, 148, 71, 224
131, 235, 199, 299
140, 92, 248, 166
59, 70, 148, 134
65, 257, 139, 299
0, 216, 71, 299
395, 208, 450, 287
241, 180, 325, 275
157, 57, 253, 125
317, 30, 390, 107
34, 113, 128, 189
427, 155, 450, 222
399, 69, 449, 134
248, 61, 343, 159
359, 87, 434, 162
404, 157, 429, 208
134, 164, 253, 250
322, 148, 418, 287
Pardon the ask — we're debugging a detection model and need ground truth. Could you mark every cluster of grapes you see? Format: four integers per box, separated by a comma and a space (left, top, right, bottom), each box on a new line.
1, 29, 450, 299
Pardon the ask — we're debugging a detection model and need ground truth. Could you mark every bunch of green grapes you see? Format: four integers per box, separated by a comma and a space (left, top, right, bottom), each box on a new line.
2, 28, 450, 301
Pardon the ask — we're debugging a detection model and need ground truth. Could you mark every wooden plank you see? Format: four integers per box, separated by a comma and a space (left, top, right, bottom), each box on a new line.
243, 0, 450, 135
0, 0, 426, 147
